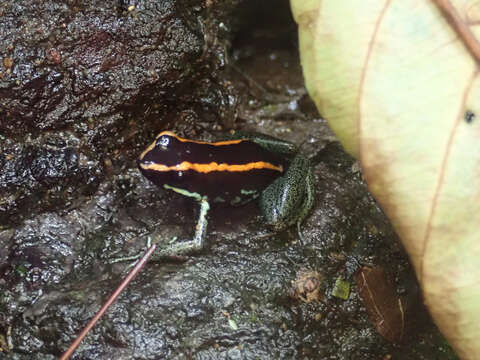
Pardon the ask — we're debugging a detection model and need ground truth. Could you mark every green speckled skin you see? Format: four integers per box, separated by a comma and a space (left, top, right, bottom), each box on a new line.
259, 155, 314, 231
224, 131, 297, 157
228, 131, 315, 231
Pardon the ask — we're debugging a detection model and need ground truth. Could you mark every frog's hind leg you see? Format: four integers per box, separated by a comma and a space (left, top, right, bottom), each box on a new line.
259, 155, 315, 241
296, 165, 315, 242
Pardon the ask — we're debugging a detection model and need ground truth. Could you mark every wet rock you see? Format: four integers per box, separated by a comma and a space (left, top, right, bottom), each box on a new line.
0, 0, 457, 359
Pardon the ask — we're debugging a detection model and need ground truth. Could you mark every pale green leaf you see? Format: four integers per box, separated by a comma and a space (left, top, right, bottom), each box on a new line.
291, 0, 480, 358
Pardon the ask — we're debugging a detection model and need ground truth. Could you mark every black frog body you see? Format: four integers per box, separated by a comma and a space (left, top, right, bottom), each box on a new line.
138, 131, 289, 205
138, 130, 315, 257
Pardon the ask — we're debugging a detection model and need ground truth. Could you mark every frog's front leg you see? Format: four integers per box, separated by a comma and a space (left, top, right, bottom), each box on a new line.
155, 185, 210, 258
259, 155, 315, 239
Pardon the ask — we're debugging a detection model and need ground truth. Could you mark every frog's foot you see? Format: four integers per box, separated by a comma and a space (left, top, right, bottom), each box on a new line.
155, 197, 210, 258
109, 236, 153, 266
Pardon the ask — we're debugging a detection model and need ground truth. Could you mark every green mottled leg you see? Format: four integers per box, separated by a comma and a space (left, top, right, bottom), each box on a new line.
296, 165, 315, 242
259, 155, 315, 240
224, 131, 297, 157
156, 185, 210, 257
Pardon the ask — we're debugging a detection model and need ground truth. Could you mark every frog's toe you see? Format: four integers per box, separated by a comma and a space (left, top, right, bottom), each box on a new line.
262, 207, 290, 231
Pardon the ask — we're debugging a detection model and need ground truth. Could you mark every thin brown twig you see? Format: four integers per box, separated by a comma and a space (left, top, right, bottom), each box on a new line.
432, 0, 480, 64
59, 243, 157, 360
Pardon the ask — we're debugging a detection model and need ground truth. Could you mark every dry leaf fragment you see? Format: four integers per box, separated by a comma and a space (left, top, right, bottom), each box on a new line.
355, 266, 406, 343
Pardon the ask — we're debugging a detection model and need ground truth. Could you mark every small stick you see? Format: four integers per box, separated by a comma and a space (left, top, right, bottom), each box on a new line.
59, 243, 157, 360
432, 0, 480, 64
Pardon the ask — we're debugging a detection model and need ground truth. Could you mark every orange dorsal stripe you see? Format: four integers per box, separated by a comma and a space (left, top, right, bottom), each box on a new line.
140, 161, 283, 174
140, 132, 246, 160
156, 131, 244, 146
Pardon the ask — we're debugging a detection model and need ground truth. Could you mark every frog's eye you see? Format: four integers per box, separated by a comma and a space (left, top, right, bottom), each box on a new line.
156, 135, 170, 149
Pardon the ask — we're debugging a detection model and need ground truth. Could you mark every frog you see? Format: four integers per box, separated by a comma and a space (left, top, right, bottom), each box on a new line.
138, 130, 315, 257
